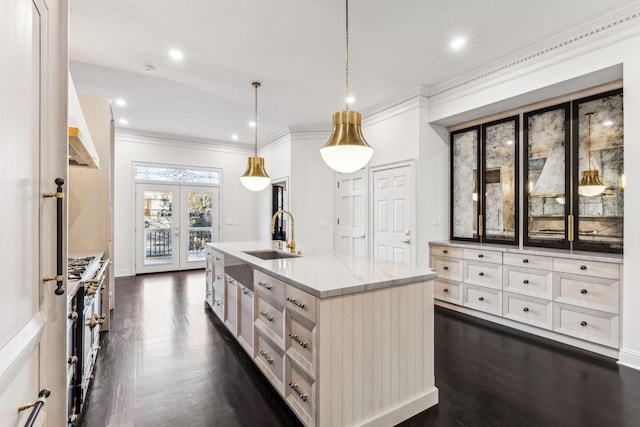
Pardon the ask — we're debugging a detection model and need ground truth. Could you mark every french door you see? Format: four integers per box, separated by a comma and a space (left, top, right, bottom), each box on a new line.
136, 184, 219, 273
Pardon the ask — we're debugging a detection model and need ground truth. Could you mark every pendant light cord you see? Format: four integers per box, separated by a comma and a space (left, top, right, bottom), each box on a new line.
345, 0, 349, 111
586, 112, 593, 171
253, 82, 260, 156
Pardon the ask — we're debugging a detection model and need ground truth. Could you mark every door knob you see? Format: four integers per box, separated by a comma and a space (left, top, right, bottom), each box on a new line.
402, 239, 411, 244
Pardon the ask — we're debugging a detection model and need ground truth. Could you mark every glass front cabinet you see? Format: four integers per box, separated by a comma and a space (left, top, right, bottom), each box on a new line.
451, 87, 623, 253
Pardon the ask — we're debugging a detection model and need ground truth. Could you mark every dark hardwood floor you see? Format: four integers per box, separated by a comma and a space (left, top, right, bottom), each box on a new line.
79, 270, 640, 427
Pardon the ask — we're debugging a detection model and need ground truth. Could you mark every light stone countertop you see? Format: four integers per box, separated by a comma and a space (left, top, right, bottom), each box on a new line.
208, 241, 436, 299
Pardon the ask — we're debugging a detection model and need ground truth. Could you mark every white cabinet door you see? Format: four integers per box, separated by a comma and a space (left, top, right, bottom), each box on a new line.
372, 165, 413, 264
0, 0, 51, 425
335, 170, 367, 257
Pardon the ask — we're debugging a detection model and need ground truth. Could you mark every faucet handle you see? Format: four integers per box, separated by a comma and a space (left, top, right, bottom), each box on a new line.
277, 240, 283, 250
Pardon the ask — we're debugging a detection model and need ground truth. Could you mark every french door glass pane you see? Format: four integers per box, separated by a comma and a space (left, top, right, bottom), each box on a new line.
187, 191, 213, 262
143, 190, 174, 265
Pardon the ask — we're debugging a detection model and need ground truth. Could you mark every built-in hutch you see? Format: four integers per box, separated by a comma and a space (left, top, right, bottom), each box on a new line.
436, 84, 624, 358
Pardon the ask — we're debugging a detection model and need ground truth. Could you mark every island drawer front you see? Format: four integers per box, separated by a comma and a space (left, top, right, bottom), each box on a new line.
255, 269, 286, 303
205, 247, 214, 285
503, 253, 552, 270
205, 281, 213, 308
238, 285, 253, 354
431, 245, 463, 259
553, 303, 619, 348
464, 261, 502, 289
503, 292, 552, 330
286, 358, 315, 426
433, 258, 462, 281
503, 266, 553, 300
554, 273, 619, 314
211, 249, 225, 266
212, 281, 224, 320
463, 248, 502, 264
255, 330, 285, 391
287, 314, 315, 373
225, 276, 238, 333
434, 279, 462, 304
553, 258, 619, 279
256, 293, 284, 341
463, 284, 502, 316
285, 285, 317, 322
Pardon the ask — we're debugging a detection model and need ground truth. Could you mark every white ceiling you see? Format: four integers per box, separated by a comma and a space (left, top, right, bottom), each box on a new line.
69, 0, 637, 147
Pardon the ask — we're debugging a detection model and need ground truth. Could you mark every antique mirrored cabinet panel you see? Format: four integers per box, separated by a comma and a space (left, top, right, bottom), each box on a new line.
523, 103, 571, 248
572, 89, 624, 252
482, 116, 519, 244
450, 126, 480, 241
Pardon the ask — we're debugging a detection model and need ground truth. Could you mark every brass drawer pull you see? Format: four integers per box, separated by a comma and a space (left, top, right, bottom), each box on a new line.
289, 333, 308, 348
260, 310, 273, 322
286, 297, 306, 309
259, 350, 273, 364
258, 281, 272, 290
289, 383, 308, 402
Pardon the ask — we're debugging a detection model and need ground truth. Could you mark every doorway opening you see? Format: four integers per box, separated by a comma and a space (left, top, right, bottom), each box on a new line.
271, 180, 288, 241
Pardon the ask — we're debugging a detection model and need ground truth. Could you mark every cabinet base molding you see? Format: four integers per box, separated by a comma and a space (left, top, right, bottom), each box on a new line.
355, 388, 439, 427
618, 348, 640, 371
435, 300, 619, 359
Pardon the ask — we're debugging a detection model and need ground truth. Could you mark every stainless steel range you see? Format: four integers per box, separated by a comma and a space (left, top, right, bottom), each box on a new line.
66, 254, 110, 425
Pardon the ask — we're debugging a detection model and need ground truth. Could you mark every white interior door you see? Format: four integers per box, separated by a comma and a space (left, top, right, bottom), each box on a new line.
136, 184, 218, 273
372, 164, 414, 264
335, 170, 367, 257
0, 0, 48, 425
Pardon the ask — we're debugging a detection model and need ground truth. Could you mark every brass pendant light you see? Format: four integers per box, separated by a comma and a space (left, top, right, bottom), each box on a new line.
578, 112, 606, 197
320, 0, 374, 173
241, 82, 271, 191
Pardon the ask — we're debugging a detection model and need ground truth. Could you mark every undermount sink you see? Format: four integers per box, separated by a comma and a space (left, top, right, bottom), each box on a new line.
243, 250, 300, 260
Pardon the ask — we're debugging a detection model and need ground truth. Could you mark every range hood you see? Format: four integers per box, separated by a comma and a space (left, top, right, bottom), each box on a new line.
68, 74, 100, 169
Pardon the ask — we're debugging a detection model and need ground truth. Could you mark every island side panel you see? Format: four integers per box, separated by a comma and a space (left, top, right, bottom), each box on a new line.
316, 280, 438, 427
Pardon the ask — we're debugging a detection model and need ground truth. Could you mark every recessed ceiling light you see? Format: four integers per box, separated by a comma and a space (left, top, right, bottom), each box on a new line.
232, 134, 239, 140
249, 121, 256, 128
115, 98, 126, 107
450, 37, 466, 50
169, 49, 183, 61
119, 118, 128, 125
603, 120, 614, 127
346, 96, 355, 104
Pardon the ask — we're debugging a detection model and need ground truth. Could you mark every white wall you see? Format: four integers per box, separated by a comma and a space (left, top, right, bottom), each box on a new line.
424, 29, 640, 369
257, 135, 292, 240
113, 133, 260, 276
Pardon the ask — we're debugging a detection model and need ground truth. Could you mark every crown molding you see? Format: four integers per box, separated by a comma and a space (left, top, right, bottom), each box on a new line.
115, 129, 251, 155
361, 86, 429, 126
427, 3, 640, 101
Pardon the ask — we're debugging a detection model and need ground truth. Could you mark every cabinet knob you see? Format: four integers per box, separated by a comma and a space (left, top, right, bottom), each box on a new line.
580, 321, 588, 326
478, 296, 484, 301
580, 265, 587, 271
478, 272, 485, 277
523, 307, 529, 312
580, 289, 588, 294
442, 249, 448, 254
443, 266, 449, 271
523, 259, 529, 263
523, 280, 529, 284
443, 288, 449, 293
478, 254, 484, 258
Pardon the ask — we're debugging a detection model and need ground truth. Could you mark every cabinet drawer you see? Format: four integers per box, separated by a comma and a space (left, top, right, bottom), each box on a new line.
212, 282, 224, 320
287, 313, 315, 373
211, 249, 224, 266
255, 331, 284, 392
205, 281, 213, 308
503, 292, 552, 330
553, 258, 619, 279
238, 285, 253, 354
256, 292, 284, 343
286, 358, 315, 427
254, 269, 286, 303
430, 245, 463, 259
554, 273, 619, 314
433, 258, 462, 281
464, 261, 502, 289
463, 284, 502, 316
285, 285, 317, 322
225, 276, 238, 333
434, 279, 462, 304
503, 266, 553, 299
553, 303, 619, 348
503, 253, 552, 270
463, 248, 502, 264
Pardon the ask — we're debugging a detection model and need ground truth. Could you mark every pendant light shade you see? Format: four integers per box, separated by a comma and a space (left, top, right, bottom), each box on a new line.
578, 112, 605, 197
320, 0, 374, 173
241, 82, 270, 191
320, 111, 373, 173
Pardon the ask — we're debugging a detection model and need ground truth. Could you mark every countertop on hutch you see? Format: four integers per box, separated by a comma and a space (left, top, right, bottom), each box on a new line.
208, 241, 436, 298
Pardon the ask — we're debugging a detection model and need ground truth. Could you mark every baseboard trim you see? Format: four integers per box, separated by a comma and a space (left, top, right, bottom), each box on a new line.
115, 268, 132, 278
356, 387, 439, 427
618, 348, 640, 371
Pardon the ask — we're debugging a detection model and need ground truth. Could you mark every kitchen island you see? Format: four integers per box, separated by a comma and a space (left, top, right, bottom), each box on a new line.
205, 241, 438, 427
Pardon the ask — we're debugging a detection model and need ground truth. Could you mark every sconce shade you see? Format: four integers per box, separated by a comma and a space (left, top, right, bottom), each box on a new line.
578, 169, 606, 197
241, 156, 270, 191
320, 111, 374, 173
